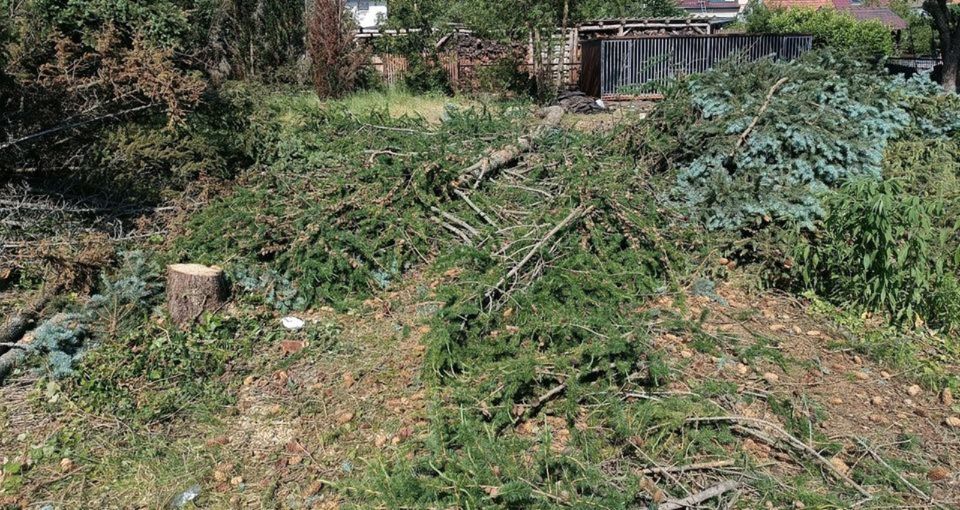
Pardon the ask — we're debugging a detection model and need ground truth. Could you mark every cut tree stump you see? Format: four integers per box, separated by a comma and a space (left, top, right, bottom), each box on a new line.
166, 264, 228, 328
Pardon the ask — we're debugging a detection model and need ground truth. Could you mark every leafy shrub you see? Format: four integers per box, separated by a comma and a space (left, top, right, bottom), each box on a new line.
477, 57, 536, 96
746, 6, 895, 56
795, 179, 960, 330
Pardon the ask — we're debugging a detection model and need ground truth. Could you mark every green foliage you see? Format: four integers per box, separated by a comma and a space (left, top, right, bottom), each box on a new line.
796, 179, 960, 329
633, 52, 956, 230
175, 91, 525, 309
578, 0, 683, 18
746, 6, 895, 56
27, 0, 194, 47
25, 251, 163, 380
890, 0, 936, 56
67, 314, 269, 422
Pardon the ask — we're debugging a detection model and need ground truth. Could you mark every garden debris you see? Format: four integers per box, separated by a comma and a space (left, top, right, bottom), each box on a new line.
281, 317, 305, 330
553, 91, 606, 114
169, 484, 202, 509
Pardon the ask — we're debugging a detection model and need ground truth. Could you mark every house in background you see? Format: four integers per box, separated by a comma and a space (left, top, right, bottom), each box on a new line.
347, 0, 387, 29
678, 0, 907, 29
678, 0, 750, 20
764, 0, 907, 30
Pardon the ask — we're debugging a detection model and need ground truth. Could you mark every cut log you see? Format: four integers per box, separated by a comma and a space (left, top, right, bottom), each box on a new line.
166, 264, 228, 328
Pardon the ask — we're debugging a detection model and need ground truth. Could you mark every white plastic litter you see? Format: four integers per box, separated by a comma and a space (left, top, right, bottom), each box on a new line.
281, 316, 305, 330
595, 99, 606, 109
170, 484, 201, 508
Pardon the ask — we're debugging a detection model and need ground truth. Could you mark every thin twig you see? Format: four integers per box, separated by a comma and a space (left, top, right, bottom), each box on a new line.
855, 438, 942, 507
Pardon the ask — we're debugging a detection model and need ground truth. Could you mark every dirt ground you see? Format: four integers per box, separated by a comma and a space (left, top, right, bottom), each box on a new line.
2, 268, 960, 508
651, 283, 960, 506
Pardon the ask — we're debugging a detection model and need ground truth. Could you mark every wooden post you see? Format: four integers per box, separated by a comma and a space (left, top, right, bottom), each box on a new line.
166, 264, 228, 328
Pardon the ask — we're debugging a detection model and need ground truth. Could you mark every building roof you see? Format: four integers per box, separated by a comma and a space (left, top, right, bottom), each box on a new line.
762, 0, 908, 29
837, 6, 908, 29
677, 0, 744, 11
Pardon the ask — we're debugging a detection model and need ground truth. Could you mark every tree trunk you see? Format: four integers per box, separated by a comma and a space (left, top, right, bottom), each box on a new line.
166, 264, 228, 328
943, 50, 959, 93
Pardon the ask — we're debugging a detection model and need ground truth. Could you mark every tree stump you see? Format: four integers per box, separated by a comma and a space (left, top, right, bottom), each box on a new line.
166, 264, 228, 328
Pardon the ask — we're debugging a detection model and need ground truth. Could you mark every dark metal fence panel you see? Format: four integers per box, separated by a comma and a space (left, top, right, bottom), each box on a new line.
597, 35, 812, 96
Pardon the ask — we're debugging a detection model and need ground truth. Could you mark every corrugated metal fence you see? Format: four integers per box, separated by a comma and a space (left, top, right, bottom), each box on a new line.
593, 35, 812, 96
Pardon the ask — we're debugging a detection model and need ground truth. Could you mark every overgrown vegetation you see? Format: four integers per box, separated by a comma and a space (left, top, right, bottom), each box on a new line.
4, 0, 960, 505
745, 5, 895, 56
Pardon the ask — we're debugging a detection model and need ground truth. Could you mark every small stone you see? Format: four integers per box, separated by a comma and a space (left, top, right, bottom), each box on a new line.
230, 476, 244, 487
214, 470, 228, 482
830, 457, 850, 476
880, 371, 891, 379
59, 458, 73, 472
794, 501, 806, 509
288, 455, 303, 466
243, 375, 255, 386
869, 414, 884, 423
854, 371, 870, 381
337, 412, 355, 425
870, 396, 884, 406
806, 330, 821, 337
737, 364, 749, 375
829, 398, 844, 405
718, 257, 730, 265
928, 466, 951, 481
945, 416, 960, 428
906, 384, 922, 397
770, 324, 786, 332
904, 398, 914, 406
943, 387, 954, 406
680, 349, 694, 359
763, 372, 779, 384
793, 325, 803, 334
343, 372, 355, 388
853, 355, 863, 364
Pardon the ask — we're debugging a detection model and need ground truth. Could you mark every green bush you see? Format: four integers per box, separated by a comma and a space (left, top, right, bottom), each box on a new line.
795, 179, 960, 330
746, 6, 895, 56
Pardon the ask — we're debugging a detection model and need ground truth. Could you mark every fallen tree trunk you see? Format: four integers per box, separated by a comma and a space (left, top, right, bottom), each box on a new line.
0, 285, 61, 351
456, 106, 564, 189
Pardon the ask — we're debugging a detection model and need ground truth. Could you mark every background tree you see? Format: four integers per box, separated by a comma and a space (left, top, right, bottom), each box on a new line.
306, 0, 368, 98
745, 5, 895, 57
923, 0, 960, 92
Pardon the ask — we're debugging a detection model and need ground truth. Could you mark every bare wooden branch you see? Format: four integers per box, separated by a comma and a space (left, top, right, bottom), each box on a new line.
431, 207, 479, 237
689, 415, 871, 498
0, 104, 157, 152
729, 77, 788, 159
453, 189, 498, 227
658, 480, 741, 510
639, 459, 736, 476
484, 205, 593, 307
